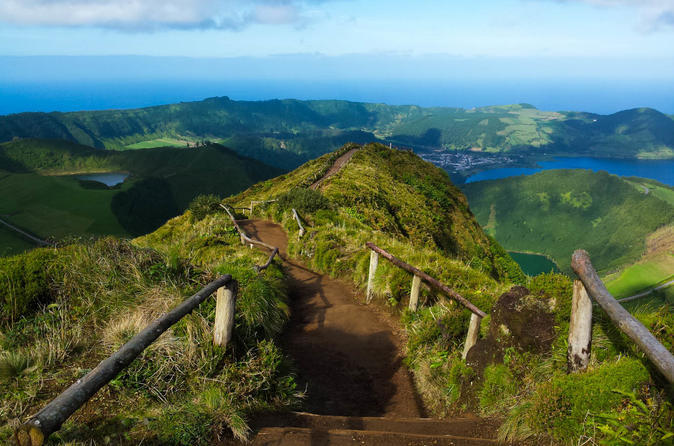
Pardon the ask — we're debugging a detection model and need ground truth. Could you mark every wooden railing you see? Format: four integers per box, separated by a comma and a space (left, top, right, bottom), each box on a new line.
568, 249, 674, 383
292, 208, 305, 238
365, 242, 486, 359
220, 204, 280, 271
16, 275, 237, 446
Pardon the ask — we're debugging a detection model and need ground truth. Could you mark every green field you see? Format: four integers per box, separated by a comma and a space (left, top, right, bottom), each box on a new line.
0, 224, 35, 256
624, 177, 674, 207
462, 170, 674, 274
124, 137, 192, 149
605, 255, 674, 298
0, 171, 130, 241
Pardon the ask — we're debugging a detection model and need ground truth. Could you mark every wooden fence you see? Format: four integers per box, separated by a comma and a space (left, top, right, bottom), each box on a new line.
568, 249, 674, 384
16, 275, 238, 446
365, 242, 487, 359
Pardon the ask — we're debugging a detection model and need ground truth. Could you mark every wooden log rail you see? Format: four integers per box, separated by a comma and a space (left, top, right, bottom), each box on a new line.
220, 204, 281, 271
16, 275, 237, 446
292, 208, 306, 238
365, 242, 486, 359
570, 249, 674, 383
249, 199, 277, 216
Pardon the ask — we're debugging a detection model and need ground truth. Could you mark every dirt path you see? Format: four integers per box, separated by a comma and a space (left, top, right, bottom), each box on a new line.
239, 220, 425, 418
309, 148, 359, 190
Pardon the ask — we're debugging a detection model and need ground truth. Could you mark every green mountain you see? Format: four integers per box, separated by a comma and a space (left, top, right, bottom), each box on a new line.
462, 169, 674, 274
1, 99, 672, 171
0, 138, 282, 256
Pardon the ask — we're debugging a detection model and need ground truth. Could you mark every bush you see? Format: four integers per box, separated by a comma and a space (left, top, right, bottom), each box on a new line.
479, 364, 518, 414
277, 188, 331, 214
526, 357, 650, 442
188, 194, 222, 222
0, 248, 58, 323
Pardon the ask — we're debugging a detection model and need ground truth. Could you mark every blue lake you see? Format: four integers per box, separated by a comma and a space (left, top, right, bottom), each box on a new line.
76, 172, 129, 187
508, 252, 560, 276
465, 157, 674, 186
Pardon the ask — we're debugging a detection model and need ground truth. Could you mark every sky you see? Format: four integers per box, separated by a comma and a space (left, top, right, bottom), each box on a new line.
0, 0, 673, 113
0, 1, 672, 62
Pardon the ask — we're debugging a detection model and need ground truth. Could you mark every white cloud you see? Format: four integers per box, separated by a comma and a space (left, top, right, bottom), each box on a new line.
0, 0, 326, 30
554, 0, 674, 30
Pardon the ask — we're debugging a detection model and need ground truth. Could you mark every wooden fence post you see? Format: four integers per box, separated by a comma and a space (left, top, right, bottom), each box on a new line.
366, 250, 379, 303
567, 280, 592, 373
213, 283, 237, 348
409, 275, 421, 311
462, 313, 482, 360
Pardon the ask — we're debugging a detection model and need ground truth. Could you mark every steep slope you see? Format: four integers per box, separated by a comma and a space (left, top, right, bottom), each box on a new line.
462, 170, 674, 274
1, 99, 672, 171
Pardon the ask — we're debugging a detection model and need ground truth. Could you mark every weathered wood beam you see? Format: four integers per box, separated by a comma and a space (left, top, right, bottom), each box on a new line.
213, 282, 238, 348
220, 204, 276, 251
572, 249, 674, 384
409, 274, 421, 312
462, 313, 482, 359
16, 274, 233, 446
292, 208, 306, 238
366, 250, 379, 304
365, 242, 487, 318
567, 280, 592, 373
255, 248, 280, 272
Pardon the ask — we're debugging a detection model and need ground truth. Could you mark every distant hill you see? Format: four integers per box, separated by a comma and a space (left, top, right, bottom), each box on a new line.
462, 170, 674, 274
0, 98, 672, 171
0, 138, 282, 256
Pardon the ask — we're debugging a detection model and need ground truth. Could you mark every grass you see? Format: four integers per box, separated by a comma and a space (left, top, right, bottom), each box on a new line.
124, 138, 193, 149
0, 226, 34, 257
0, 139, 283, 254
463, 170, 674, 274
604, 224, 674, 298
625, 177, 674, 207
0, 171, 130, 241
0, 213, 301, 444
2, 99, 673, 170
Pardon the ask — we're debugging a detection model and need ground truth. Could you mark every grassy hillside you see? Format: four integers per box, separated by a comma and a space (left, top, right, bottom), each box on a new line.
462, 170, 674, 274
225, 144, 674, 444
0, 226, 299, 444
2, 143, 673, 445
0, 139, 283, 256
604, 224, 674, 298
0, 99, 672, 172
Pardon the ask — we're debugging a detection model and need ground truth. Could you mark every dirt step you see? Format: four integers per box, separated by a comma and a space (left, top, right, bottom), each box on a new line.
252, 412, 498, 438
251, 426, 497, 446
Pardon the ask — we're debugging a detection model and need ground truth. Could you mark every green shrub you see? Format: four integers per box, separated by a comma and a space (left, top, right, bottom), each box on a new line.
479, 364, 519, 414
593, 389, 674, 445
277, 188, 331, 213
526, 357, 650, 442
0, 248, 59, 323
188, 194, 222, 222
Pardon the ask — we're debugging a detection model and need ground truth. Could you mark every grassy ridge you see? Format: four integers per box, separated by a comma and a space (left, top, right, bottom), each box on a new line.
1, 99, 672, 171
462, 169, 674, 274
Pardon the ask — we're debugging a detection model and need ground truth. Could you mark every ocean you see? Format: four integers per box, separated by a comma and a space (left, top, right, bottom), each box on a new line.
1, 79, 673, 115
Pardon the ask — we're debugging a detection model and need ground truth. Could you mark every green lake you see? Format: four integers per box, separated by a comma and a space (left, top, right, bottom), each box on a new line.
509, 251, 560, 276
